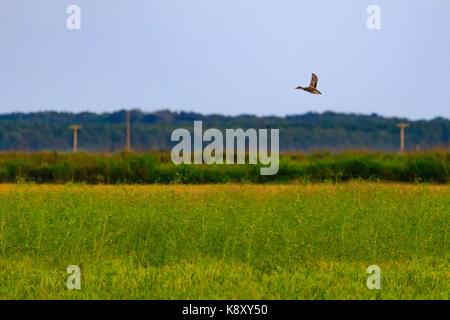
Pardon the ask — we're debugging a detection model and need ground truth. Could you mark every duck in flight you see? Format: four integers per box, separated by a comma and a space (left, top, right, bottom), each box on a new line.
296, 73, 322, 94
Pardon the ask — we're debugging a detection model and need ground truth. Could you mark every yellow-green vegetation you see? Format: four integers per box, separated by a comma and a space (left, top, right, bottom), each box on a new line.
0, 183, 448, 299
0, 150, 448, 184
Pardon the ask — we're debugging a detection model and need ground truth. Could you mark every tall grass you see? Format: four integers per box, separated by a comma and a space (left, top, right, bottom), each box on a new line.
0, 183, 448, 299
0, 150, 448, 184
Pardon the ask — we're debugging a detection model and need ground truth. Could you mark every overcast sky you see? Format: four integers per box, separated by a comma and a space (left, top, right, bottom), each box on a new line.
0, 0, 449, 119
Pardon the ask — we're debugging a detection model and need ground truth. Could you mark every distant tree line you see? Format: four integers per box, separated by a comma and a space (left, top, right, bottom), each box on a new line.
0, 110, 448, 152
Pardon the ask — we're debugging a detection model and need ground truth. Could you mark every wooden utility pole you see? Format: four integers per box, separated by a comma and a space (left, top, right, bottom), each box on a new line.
126, 110, 131, 151
69, 125, 82, 153
397, 123, 410, 154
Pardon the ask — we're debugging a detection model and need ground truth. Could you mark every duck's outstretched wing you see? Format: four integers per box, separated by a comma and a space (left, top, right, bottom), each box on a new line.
309, 73, 318, 89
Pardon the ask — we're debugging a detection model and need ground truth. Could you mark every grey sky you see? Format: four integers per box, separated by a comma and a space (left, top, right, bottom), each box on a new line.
0, 0, 449, 119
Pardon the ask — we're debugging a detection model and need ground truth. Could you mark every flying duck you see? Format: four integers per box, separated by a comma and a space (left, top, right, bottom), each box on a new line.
296, 73, 322, 94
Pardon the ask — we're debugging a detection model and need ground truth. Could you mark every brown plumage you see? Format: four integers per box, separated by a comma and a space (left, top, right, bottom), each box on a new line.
296, 73, 322, 94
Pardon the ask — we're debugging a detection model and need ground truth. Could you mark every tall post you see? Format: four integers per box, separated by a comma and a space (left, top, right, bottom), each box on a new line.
69, 125, 82, 153
396, 123, 410, 154
126, 110, 131, 151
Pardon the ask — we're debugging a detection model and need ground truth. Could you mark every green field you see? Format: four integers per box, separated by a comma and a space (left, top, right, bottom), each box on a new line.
0, 151, 448, 184
0, 182, 448, 299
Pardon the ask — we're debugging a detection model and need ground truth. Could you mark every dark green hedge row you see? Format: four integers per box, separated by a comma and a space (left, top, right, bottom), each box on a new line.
0, 151, 448, 184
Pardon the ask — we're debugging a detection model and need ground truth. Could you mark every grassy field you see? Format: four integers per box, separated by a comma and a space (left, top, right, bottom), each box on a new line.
0, 182, 448, 299
0, 150, 448, 184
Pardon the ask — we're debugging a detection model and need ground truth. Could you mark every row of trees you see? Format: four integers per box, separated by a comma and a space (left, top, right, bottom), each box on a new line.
0, 110, 448, 152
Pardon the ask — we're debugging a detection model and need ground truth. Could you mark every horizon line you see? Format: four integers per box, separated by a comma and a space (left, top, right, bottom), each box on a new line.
0, 108, 448, 122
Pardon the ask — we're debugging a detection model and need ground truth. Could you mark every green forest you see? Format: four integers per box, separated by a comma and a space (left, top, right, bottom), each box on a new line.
0, 110, 448, 152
